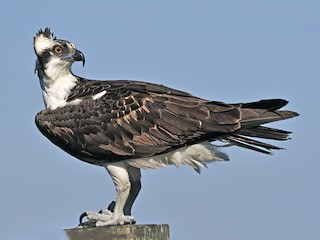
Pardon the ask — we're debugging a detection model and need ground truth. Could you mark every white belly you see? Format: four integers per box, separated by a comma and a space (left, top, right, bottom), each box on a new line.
124, 141, 229, 173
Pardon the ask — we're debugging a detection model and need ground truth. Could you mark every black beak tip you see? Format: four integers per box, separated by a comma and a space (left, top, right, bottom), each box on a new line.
82, 57, 85, 67
73, 50, 85, 67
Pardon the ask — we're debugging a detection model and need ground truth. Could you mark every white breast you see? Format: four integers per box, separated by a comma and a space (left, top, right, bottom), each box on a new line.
42, 74, 79, 110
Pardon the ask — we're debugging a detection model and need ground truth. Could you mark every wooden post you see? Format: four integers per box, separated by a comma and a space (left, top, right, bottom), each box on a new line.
65, 224, 170, 240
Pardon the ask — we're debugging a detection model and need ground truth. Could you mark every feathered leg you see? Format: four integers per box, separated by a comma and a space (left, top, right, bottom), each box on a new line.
124, 166, 141, 216
85, 161, 135, 226
107, 166, 141, 217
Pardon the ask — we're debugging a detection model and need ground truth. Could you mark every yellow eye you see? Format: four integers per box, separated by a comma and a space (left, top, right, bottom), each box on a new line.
53, 45, 63, 54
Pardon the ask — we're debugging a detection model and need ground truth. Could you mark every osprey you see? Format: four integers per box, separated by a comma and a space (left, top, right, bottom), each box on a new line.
34, 28, 298, 226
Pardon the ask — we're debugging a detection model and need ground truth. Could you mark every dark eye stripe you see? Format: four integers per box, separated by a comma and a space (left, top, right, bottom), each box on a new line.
56, 40, 69, 49
36, 40, 72, 70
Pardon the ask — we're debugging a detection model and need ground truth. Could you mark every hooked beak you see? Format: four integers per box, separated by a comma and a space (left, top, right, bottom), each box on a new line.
73, 49, 85, 67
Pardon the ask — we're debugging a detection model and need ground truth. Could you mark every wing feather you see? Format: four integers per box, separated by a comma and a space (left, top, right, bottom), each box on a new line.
35, 80, 241, 165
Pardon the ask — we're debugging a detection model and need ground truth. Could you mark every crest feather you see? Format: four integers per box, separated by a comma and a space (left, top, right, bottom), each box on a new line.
34, 27, 56, 55
36, 28, 56, 39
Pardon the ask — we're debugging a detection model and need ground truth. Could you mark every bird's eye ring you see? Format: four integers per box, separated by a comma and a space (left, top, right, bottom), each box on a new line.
53, 45, 63, 54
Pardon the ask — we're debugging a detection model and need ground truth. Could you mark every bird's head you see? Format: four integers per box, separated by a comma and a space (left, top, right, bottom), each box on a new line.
34, 28, 85, 78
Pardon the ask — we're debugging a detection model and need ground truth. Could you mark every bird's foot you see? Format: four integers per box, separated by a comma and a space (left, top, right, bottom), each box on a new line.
79, 209, 135, 227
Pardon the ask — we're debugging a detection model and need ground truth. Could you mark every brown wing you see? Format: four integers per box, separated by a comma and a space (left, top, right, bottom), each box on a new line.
35, 80, 241, 166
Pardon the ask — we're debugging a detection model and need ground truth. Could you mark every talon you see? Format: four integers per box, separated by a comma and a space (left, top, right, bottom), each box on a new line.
81, 210, 135, 226
78, 211, 101, 228
79, 212, 88, 226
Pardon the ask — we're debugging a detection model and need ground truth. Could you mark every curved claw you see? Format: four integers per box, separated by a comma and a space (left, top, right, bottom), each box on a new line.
79, 212, 87, 226
79, 201, 115, 224
79, 210, 103, 227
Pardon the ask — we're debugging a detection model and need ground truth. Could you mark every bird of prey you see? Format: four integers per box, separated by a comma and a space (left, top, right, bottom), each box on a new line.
34, 28, 298, 227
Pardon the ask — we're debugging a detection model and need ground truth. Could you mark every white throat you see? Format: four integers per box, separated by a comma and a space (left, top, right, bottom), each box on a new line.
37, 60, 79, 110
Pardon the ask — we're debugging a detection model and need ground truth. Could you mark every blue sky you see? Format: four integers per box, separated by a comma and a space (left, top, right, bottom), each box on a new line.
0, 1, 319, 239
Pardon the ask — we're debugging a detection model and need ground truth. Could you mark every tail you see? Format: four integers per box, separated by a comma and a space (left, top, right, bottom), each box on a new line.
224, 99, 299, 154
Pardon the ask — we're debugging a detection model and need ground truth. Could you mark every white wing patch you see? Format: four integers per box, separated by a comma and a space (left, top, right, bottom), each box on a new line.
124, 141, 229, 173
92, 90, 107, 100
